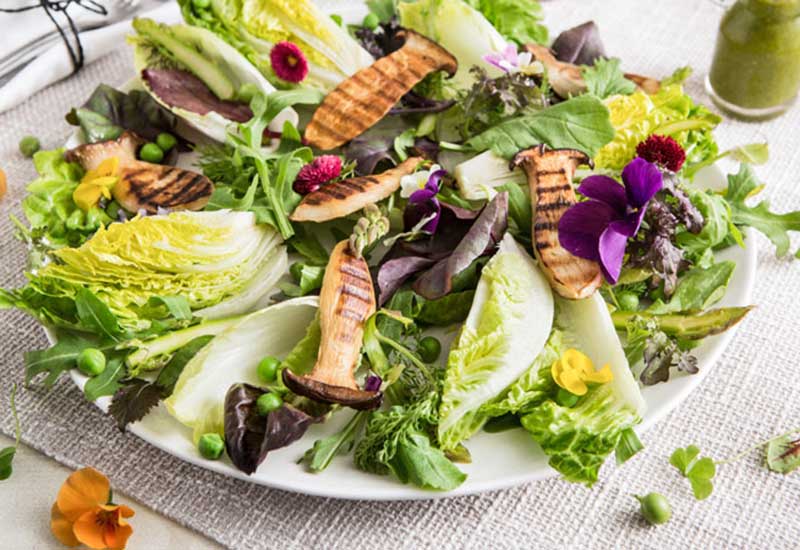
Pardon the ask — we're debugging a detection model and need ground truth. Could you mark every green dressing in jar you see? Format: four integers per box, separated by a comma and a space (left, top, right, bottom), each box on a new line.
707, 0, 800, 118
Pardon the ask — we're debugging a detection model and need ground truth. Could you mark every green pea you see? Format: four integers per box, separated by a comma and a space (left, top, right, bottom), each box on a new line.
330, 14, 343, 27
139, 143, 164, 164
192, 0, 211, 10
256, 393, 283, 416
617, 291, 640, 312
156, 132, 177, 152
635, 493, 672, 525
19, 136, 40, 158
257, 356, 281, 383
418, 336, 442, 363
555, 387, 580, 408
77, 348, 106, 377
198, 433, 224, 460
363, 12, 380, 30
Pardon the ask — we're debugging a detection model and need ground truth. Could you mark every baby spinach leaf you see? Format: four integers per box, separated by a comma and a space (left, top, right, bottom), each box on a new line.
725, 164, 800, 257
766, 433, 800, 474
393, 432, 466, 490
466, 95, 615, 159
582, 58, 636, 99
670, 445, 716, 500
0, 385, 21, 481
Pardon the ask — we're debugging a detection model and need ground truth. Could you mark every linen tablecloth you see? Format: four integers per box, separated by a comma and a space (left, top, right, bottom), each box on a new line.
1, 1, 799, 548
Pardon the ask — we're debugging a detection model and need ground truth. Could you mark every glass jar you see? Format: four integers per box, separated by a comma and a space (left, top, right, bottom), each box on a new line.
706, 0, 800, 119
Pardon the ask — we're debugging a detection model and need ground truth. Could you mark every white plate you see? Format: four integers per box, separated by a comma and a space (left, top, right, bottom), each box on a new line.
63, 157, 754, 500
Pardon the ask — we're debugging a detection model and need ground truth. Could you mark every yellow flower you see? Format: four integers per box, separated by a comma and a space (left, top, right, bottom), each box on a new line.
50, 467, 135, 549
73, 157, 119, 212
551, 349, 613, 396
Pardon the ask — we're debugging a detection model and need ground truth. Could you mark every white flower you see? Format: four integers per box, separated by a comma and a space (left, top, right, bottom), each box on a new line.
400, 164, 441, 198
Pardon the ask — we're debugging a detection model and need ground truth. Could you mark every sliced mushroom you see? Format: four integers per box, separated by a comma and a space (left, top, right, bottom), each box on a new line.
65, 131, 213, 214
525, 44, 660, 97
290, 157, 423, 223
512, 145, 602, 300
282, 240, 382, 410
304, 30, 457, 150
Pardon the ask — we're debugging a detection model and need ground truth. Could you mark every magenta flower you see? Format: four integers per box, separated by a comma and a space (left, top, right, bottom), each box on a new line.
558, 157, 663, 284
270, 41, 309, 83
403, 169, 447, 233
293, 155, 342, 195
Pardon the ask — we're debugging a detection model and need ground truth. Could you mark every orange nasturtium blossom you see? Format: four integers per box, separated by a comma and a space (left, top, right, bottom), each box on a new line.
50, 467, 135, 549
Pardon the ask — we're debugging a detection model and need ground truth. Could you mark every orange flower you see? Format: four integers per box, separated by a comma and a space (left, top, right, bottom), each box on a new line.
50, 467, 134, 549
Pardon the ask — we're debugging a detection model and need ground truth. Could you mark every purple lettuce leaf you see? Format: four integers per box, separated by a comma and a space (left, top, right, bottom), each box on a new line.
551, 21, 607, 66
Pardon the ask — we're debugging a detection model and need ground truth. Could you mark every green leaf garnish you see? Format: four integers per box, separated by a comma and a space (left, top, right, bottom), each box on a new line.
582, 58, 637, 99
766, 434, 800, 474
670, 445, 716, 500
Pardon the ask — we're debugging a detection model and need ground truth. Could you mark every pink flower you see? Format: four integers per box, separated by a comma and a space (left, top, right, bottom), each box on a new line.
482, 44, 533, 74
270, 42, 309, 83
293, 155, 343, 195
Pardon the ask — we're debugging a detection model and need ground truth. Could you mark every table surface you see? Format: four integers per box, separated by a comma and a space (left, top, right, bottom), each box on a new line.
0, 434, 221, 549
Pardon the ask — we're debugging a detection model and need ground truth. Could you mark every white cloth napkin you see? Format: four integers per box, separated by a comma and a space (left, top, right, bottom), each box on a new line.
0, 0, 370, 115
0, 2, 180, 115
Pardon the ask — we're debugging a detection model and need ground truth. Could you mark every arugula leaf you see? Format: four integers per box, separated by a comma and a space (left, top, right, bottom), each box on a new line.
75, 289, 122, 342
724, 164, 800, 257
648, 262, 735, 315
108, 335, 212, 431
286, 226, 329, 266
0, 385, 20, 481
670, 445, 716, 500
466, 95, 615, 159
766, 433, 800, 474
301, 411, 368, 472
582, 58, 636, 99
24, 332, 109, 388
83, 356, 126, 401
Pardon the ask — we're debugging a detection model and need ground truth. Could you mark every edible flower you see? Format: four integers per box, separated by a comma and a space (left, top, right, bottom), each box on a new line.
73, 157, 119, 212
482, 44, 539, 75
270, 41, 310, 83
558, 157, 663, 283
403, 167, 446, 233
293, 155, 342, 195
551, 349, 613, 396
636, 134, 686, 172
50, 467, 135, 549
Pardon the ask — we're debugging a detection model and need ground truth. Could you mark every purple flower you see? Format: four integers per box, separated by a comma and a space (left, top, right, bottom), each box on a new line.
403, 169, 446, 233
364, 375, 382, 392
558, 157, 663, 284
482, 44, 534, 74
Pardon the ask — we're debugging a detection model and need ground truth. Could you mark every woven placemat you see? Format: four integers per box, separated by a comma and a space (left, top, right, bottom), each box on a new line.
1, 1, 799, 548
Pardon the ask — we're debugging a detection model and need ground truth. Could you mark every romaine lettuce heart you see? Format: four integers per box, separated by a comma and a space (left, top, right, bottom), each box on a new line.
438, 233, 554, 450
165, 296, 318, 442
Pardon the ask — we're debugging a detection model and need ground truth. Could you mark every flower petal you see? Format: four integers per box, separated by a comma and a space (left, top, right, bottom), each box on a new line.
557, 200, 618, 261
622, 157, 663, 208
577, 175, 627, 213
404, 197, 441, 233
611, 210, 646, 238
425, 168, 447, 193
73, 508, 110, 550
597, 226, 628, 284
56, 467, 110, 522
50, 502, 80, 547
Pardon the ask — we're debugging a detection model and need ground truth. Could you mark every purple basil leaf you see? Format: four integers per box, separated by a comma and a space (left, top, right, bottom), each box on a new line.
355, 20, 404, 59
441, 201, 481, 221
343, 134, 396, 176
411, 137, 440, 162
413, 192, 509, 299
551, 21, 607, 66
661, 173, 704, 234
389, 91, 456, 115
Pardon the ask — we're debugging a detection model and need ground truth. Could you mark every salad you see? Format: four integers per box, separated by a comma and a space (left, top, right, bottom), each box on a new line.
2, 0, 798, 492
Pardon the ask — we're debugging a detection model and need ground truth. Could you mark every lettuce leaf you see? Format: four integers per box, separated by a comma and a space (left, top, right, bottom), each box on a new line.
595, 83, 721, 170
464, 0, 548, 46
438, 234, 554, 449
7, 211, 287, 332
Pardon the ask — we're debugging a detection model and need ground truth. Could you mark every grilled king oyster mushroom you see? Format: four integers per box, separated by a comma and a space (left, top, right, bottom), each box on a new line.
65, 131, 213, 214
512, 145, 603, 300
